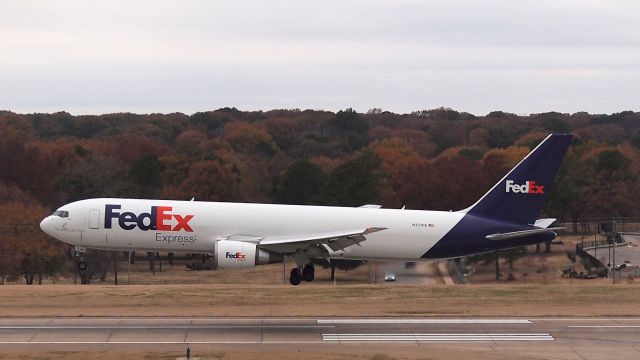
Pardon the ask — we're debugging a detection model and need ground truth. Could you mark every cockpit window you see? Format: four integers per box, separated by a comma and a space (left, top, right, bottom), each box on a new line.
52, 210, 69, 218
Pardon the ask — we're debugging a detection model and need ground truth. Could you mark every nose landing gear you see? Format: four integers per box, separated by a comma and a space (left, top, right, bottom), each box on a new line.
77, 260, 87, 271
73, 245, 88, 272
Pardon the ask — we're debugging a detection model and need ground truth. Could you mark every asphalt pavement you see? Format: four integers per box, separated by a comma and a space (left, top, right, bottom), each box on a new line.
588, 234, 640, 276
1, 316, 640, 358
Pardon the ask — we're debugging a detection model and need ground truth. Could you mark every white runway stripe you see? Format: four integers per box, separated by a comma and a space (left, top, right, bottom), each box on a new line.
0, 325, 334, 330
322, 333, 554, 342
0, 341, 322, 345
568, 326, 640, 328
317, 319, 531, 324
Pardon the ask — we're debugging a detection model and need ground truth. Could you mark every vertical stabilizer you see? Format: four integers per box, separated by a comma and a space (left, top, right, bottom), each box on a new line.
461, 134, 572, 225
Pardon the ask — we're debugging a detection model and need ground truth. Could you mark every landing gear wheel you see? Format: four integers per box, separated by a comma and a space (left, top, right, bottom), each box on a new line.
302, 264, 315, 282
290, 268, 302, 286
77, 260, 87, 271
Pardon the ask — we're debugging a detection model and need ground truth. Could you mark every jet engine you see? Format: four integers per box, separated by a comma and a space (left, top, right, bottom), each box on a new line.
214, 240, 283, 269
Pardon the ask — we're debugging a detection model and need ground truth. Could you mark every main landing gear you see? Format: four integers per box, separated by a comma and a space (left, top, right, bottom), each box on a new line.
289, 264, 314, 286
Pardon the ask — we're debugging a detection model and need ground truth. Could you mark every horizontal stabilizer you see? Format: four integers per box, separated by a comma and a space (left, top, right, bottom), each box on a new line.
534, 218, 557, 228
486, 227, 564, 241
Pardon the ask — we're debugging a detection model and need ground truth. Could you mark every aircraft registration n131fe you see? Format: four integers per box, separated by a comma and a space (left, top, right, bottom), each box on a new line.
41, 134, 572, 285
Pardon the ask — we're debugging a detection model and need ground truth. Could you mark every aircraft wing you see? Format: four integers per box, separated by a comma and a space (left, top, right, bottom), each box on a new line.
485, 227, 564, 241
249, 227, 387, 254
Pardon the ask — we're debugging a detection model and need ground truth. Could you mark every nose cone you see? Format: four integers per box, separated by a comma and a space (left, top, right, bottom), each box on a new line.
40, 216, 54, 237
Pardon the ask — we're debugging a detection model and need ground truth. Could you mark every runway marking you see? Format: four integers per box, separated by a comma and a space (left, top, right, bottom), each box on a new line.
0, 325, 334, 330
568, 326, 640, 328
322, 333, 554, 342
0, 341, 323, 345
538, 318, 640, 321
317, 319, 532, 324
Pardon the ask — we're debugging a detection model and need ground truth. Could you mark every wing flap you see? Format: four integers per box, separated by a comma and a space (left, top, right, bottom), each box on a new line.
258, 227, 386, 253
221, 234, 263, 243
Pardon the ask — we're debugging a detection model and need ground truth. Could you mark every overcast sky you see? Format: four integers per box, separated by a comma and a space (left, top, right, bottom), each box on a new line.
1, 0, 639, 115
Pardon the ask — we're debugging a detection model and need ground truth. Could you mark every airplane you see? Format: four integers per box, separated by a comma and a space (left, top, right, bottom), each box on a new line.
40, 134, 572, 285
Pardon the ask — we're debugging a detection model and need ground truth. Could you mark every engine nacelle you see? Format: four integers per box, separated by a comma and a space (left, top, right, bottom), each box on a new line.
214, 240, 283, 269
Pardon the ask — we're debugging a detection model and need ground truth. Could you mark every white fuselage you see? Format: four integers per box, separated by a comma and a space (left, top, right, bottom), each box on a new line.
40, 198, 464, 261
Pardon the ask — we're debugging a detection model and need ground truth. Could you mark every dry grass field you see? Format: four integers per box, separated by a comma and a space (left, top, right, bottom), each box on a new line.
1, 283, 639, 317
0, 345, 569, 360
0, 345, 555, 360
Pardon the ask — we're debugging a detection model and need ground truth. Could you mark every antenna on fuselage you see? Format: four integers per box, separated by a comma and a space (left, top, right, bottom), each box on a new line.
190, 197, 195, 201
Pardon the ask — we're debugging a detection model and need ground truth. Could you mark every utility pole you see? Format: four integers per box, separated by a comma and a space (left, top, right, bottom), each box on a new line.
331, 265, 336, 285
613, 241, 616, 284
282, 257, 286, 285
613, 218, 616, 284
113, 252, 118, 285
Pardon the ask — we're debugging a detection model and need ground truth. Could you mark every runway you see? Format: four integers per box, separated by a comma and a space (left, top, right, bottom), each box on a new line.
2, 317, 640, 358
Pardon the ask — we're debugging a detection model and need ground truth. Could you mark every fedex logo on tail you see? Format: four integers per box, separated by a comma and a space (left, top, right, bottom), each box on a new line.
505, 180, 544, 194
104, 204, 194, 232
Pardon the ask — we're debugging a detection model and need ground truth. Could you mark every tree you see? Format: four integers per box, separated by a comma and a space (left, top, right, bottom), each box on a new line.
0, 201, 66, 284
397, 156, 489, 211
274, 160, 327, 205
322, 150, 381, 206
171, 160, 243, 201
369, 138, 424, 207
59, 156, 132, 201
327, 108, 370, 151
129, 154, 166, 197
223, 121, 276, 157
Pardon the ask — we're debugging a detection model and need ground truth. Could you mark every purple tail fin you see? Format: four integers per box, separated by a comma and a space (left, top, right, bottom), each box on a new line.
462, 134, 572, 225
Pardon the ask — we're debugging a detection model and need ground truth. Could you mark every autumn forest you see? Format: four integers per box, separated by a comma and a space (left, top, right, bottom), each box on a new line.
1, 107, 639, 283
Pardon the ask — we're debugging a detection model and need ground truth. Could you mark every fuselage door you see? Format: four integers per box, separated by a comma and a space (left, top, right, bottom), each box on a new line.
89, 209, 100, 229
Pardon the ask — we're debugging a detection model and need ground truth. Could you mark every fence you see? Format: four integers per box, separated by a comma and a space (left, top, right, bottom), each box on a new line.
560, 218, 640, 235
